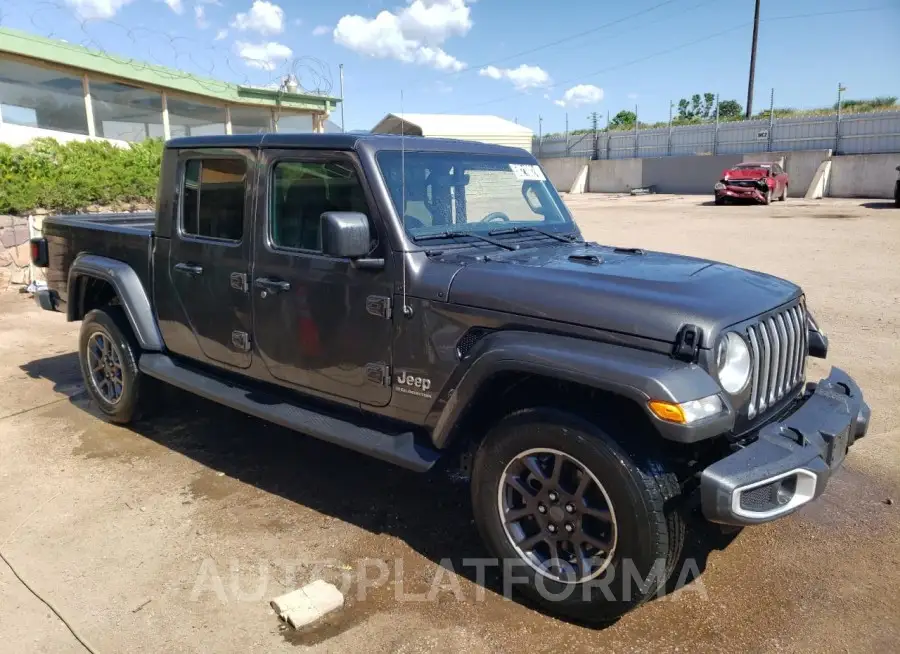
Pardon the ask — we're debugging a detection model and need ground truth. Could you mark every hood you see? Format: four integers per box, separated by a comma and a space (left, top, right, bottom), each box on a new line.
724, 167, 770, 181
446, 244, 801, 345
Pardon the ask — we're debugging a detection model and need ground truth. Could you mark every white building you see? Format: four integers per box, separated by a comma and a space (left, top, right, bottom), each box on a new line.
371, 113, 533, 151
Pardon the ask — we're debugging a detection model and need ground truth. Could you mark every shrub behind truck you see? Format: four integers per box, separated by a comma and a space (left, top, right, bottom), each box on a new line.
30, 133, 870, 624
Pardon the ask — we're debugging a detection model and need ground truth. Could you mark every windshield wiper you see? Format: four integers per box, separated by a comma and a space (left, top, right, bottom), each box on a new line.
487, 225, 578, 244
412, 229, 519, 251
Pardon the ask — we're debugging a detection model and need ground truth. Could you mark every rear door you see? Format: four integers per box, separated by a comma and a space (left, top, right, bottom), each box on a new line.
251, 149, 393, 407
169, 149, 255, 369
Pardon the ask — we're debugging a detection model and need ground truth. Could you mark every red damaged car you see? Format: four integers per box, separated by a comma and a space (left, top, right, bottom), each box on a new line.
714, 162, 788, 205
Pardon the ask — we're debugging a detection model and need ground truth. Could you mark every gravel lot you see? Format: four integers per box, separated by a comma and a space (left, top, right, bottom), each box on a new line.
1, 195, 898, 653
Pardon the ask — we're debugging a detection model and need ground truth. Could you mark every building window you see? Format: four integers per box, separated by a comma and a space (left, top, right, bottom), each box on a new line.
0, 58, 89, 134
88, 79, 164, 142
274, 112, 314, 133
181, 158, 247, 241
271, 160, 370, 251
167, 96, 226, 137
230, 106, 272, 134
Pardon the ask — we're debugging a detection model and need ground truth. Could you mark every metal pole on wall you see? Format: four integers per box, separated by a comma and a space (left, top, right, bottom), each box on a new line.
339, 64, 346, 133
538, 115, 543, 159
745, 0, 761, 118
714, 93, 720, 155
767, 88, 775, 152
633, 104, 639, 158
606, 110, 610, 160
667, 101, 673, 156
835, 82, 846, 155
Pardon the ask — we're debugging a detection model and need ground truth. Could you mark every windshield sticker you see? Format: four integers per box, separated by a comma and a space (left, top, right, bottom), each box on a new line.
509, 164, 546, 181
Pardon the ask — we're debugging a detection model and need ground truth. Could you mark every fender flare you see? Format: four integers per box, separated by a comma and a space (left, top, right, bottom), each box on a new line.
68, 254, 164, 351
428, 331, 733, 448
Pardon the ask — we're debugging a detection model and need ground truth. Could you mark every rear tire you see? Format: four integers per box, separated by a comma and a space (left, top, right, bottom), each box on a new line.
471, 407, 685, 624
78, 307, 145, 424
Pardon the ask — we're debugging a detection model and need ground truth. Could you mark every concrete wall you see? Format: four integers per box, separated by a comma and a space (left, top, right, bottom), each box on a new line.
829, 154, 900, 199
587, 158, 643, 192
0, 123, 128, 147
743, 150, 832, 198
642, 154, 742, 195
541, 157, 589, 192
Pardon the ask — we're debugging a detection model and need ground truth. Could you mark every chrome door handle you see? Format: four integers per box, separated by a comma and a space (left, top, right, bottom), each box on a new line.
174, 262, 204, 276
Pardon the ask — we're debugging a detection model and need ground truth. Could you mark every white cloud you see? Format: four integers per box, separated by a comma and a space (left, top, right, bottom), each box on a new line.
333, 0, 470, 71
215, 28, 228, 40
235, 40, 293, 70
627, 92, 639, 100
64, 0, 134, 19
554, 84, 604, 108
479, 64, 550, 90
231, 0, 284, 36
312, 25, 331, 36
163, 0, 183, 13
194, 5, 208, 28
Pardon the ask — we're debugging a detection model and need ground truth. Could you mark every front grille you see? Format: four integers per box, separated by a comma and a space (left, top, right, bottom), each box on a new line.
725, 180, 763, 188
745, 302, 807, 419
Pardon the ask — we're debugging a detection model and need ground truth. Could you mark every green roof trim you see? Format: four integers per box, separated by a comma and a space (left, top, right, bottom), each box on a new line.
0, 27, 339, 113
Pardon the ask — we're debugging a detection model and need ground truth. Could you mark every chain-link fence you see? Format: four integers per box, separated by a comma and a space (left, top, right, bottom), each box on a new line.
536, 102, 900, 160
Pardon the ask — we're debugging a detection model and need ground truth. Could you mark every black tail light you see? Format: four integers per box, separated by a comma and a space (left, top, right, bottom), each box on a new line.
30, 237, 49, 268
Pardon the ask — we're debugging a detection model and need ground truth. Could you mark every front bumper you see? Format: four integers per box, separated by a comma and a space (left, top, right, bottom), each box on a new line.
716, 185, 768, 203
700, 367, 869, 526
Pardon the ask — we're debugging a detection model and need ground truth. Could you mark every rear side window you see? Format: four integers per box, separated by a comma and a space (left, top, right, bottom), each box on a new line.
181, 158, 247, 241
270, 161, 370, 251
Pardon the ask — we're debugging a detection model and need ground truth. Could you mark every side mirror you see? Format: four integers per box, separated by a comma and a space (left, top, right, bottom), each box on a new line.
320, 212, 371, 258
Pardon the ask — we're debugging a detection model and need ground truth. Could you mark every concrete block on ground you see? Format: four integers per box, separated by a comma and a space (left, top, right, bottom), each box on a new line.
805, 160, 832, 199
569, 164, 589, 194
829, 153, 899, 199
588, 158, 643, 193
270, 580, 344, 630
540, 157, 589, 192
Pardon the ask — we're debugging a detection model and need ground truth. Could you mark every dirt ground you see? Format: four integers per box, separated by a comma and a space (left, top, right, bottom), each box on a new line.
1, 195, 898, 654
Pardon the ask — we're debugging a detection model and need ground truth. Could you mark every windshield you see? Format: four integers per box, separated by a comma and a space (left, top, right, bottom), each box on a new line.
376, 151, 576, 239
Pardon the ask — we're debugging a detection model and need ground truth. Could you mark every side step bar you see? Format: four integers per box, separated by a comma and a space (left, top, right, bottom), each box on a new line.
139, 354, 441, 472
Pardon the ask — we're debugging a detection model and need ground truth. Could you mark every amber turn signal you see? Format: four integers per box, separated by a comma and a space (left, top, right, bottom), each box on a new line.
648, 400, 686, 424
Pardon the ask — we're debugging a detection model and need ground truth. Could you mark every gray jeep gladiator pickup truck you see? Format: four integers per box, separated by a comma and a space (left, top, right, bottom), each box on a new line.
31, 133, 870, 623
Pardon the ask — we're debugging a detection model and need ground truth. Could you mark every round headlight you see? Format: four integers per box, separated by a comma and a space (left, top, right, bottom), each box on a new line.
717, 332, 751, 394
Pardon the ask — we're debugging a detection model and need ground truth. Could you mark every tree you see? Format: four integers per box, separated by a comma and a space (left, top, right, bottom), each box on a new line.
609, 110, 637, 128
677, 92, 716, 121
716, 99, 743, 119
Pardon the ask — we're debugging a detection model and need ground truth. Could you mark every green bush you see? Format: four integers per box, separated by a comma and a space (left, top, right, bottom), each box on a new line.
0, 137, 163, 215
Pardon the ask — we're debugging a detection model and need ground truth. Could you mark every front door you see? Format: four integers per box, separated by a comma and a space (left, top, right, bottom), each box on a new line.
169, 150, 255, 369
251, 149, 393, 407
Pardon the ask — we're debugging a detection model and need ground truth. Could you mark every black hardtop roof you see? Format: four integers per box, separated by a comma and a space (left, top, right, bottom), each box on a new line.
166, 132, 532, 157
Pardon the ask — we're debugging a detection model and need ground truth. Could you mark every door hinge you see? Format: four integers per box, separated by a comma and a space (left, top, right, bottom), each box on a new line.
232, 330, 251, 352
365, 295, 392, 320
365, 363, 391, 386
230, 272, 249, 293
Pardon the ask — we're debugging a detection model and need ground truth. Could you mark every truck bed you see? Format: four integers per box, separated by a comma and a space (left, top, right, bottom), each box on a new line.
42, 212, 156, 308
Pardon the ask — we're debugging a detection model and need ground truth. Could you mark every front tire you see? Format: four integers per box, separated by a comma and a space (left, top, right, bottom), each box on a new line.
471, 408, 685, 624
762, 187, 773, 205
79, 307, 144, 424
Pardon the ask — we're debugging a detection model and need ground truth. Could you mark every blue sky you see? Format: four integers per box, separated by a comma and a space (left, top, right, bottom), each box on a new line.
2, 0, 898, 133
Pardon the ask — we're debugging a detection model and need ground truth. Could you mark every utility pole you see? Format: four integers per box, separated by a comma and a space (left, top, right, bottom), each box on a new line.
564, 113, 569, 155
339, 63, 345, 133
589, 111, 599, 160
745, 0, 761, 118
667, 101, 673, 156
